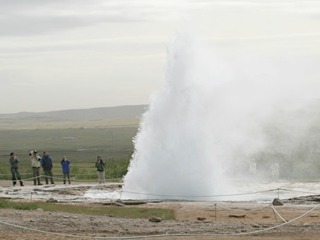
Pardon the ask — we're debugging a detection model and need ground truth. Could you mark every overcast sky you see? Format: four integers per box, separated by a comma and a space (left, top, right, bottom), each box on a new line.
1, 0, 320, 114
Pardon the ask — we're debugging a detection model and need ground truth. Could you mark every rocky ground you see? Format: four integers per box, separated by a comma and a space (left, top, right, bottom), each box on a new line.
0, 181, 320, 239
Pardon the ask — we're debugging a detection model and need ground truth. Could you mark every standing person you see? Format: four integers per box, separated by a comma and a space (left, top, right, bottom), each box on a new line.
9, 152, 24, 186
30, 150, 42, 185
95, 156, 105, 184
41, 151, 54, 185
61, 156, 71, 184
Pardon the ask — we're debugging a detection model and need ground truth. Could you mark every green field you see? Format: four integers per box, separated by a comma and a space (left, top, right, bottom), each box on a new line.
0, 126, 139, 181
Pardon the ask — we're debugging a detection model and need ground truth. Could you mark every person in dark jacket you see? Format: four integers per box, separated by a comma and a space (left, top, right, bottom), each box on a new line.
41, 151, 54, 184
61, 156, 71, 184
9, 152, 24, 186
95, 156, 105, 184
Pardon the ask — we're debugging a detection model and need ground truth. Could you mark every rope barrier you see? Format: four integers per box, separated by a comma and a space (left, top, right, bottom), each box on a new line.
0, 174, 120, 183
0, 202, 319, 239
233, 203, 320, 236
164, 201, 272, 216
216, 202, 272, 212
278, 188, 320, 196
2, 176, 320, 197
0, 172, 114, 180
0, 172, 113, 176
1, 184, 317, 201
2, 177, 320, 203
271, 205, 287, 223
1, 180, 320, 239
119, 188, 279, 199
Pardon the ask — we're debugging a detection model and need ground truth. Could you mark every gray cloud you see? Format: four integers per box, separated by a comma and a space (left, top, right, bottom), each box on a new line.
0, 0, 319, 113
0, 0, 153, 37
0, 0, 194, 37
2, 0, 318, 37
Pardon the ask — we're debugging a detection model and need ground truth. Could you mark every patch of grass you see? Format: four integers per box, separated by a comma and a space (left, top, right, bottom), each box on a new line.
0, 199, 38, 210
0, 199, 175, 220
38, 203, 175, 220
0, 199, 9, 208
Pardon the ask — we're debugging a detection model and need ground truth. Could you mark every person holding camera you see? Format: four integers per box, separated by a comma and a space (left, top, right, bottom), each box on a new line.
95, 156, 105, 184
30, 150, 42, 185
9, 152, 24, 186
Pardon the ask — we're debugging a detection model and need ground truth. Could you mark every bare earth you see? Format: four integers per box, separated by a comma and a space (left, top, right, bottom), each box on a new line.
0, 180, 320, 240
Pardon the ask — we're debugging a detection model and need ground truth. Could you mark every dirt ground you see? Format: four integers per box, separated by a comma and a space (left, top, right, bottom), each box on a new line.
0, 181, 320, 239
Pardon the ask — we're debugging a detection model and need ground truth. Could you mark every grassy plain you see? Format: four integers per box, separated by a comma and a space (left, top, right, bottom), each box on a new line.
0, 119, 139, 181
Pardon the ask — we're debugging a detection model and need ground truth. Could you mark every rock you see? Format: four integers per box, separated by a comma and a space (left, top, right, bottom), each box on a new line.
197, 217, 206, 221
228, 214, 246, 218
47, 198, 58, 203
118, 200, 147, 205
149, 217, 162, 223
288, 195, 320, 203
251, 223, 260, 228
236, 229, 247, 233
272, 198, 284, 206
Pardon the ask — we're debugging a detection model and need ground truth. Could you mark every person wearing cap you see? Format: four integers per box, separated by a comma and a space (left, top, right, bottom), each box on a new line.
9, 152, 24, 186
30, 150, 42, 185
61, 156, 71, 184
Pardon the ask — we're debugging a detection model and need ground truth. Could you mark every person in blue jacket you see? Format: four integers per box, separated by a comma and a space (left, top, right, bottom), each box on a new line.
61, 156, 71, 184
41, 151, 54, 185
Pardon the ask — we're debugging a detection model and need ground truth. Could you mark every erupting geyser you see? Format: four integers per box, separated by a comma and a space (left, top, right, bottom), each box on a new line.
122, 29, 319, 200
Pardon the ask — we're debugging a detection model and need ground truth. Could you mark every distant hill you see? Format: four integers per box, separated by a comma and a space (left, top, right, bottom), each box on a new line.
0, 105, 148, 129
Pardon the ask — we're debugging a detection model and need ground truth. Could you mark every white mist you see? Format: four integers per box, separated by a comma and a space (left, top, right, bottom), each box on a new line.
122, 28, 318, 200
